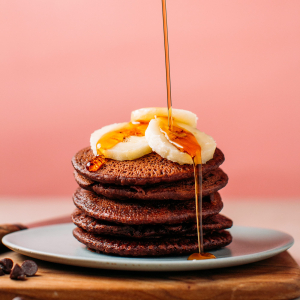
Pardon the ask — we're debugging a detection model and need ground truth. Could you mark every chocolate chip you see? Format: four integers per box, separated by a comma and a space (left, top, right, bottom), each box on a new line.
10, 264, 25, 280
21, 260, 38, 276
0, 258, 13, 274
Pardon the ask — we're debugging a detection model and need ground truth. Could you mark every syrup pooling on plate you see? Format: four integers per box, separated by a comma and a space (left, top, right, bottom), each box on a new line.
187, 252, 217, 260
87, 122, 148, 172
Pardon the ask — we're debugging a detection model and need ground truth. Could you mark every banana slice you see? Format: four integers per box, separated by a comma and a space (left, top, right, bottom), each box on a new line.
90, 122, 152, 161
131, 107, 198, 128
145, 118, 216, 164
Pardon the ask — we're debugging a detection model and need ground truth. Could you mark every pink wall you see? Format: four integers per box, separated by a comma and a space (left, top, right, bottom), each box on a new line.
1, 1, 300, 198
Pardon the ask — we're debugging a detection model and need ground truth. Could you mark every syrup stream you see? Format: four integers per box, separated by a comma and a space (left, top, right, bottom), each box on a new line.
161, 0, 173, 130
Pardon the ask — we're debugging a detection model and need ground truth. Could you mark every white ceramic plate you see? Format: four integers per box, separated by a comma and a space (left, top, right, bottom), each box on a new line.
2, 224, 293, 271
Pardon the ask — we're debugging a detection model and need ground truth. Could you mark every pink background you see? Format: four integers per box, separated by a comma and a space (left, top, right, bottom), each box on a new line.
1, 1, 300, 198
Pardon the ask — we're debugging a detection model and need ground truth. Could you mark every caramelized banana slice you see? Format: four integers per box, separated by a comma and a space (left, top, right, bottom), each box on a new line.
145, 118, 216, 164
90, 122, 152, 161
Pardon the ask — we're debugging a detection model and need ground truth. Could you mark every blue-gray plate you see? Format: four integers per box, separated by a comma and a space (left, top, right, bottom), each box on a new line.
2, 224, 293, 271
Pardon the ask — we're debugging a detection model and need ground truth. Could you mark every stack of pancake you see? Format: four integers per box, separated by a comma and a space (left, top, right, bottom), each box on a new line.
71, 147, 232, 257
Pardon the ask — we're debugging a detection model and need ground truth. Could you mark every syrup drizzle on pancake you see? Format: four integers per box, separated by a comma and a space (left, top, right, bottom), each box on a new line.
161, 0, 215, 260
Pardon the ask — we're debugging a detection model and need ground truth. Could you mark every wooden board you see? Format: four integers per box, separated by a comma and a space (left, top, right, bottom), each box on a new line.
0, 251, 300, 300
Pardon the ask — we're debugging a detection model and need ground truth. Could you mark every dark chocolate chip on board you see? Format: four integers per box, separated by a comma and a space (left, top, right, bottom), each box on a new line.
0, 258, 13, 274
10, 264, 26, 280
21, 260, 38, 276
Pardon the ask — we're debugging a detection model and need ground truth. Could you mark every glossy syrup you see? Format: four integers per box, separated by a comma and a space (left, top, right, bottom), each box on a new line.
86, 155, 106, 172
161, 1, 215, 260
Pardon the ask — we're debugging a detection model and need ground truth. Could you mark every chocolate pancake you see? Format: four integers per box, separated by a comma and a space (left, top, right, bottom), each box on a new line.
72, 209, 232, 238
73, 188, 223, 225
72, 147, 225, 186
74, 168, 228, 201
73, 227, 232, 256
74, 170, 94, 188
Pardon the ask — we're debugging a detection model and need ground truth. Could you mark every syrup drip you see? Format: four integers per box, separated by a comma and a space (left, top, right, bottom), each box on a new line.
159, 118, 216, 260
87, 122, 148, 172
161, 0, 215, 261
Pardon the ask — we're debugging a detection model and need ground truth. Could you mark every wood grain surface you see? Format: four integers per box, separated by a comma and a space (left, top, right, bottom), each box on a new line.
0, 251, 300, 300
